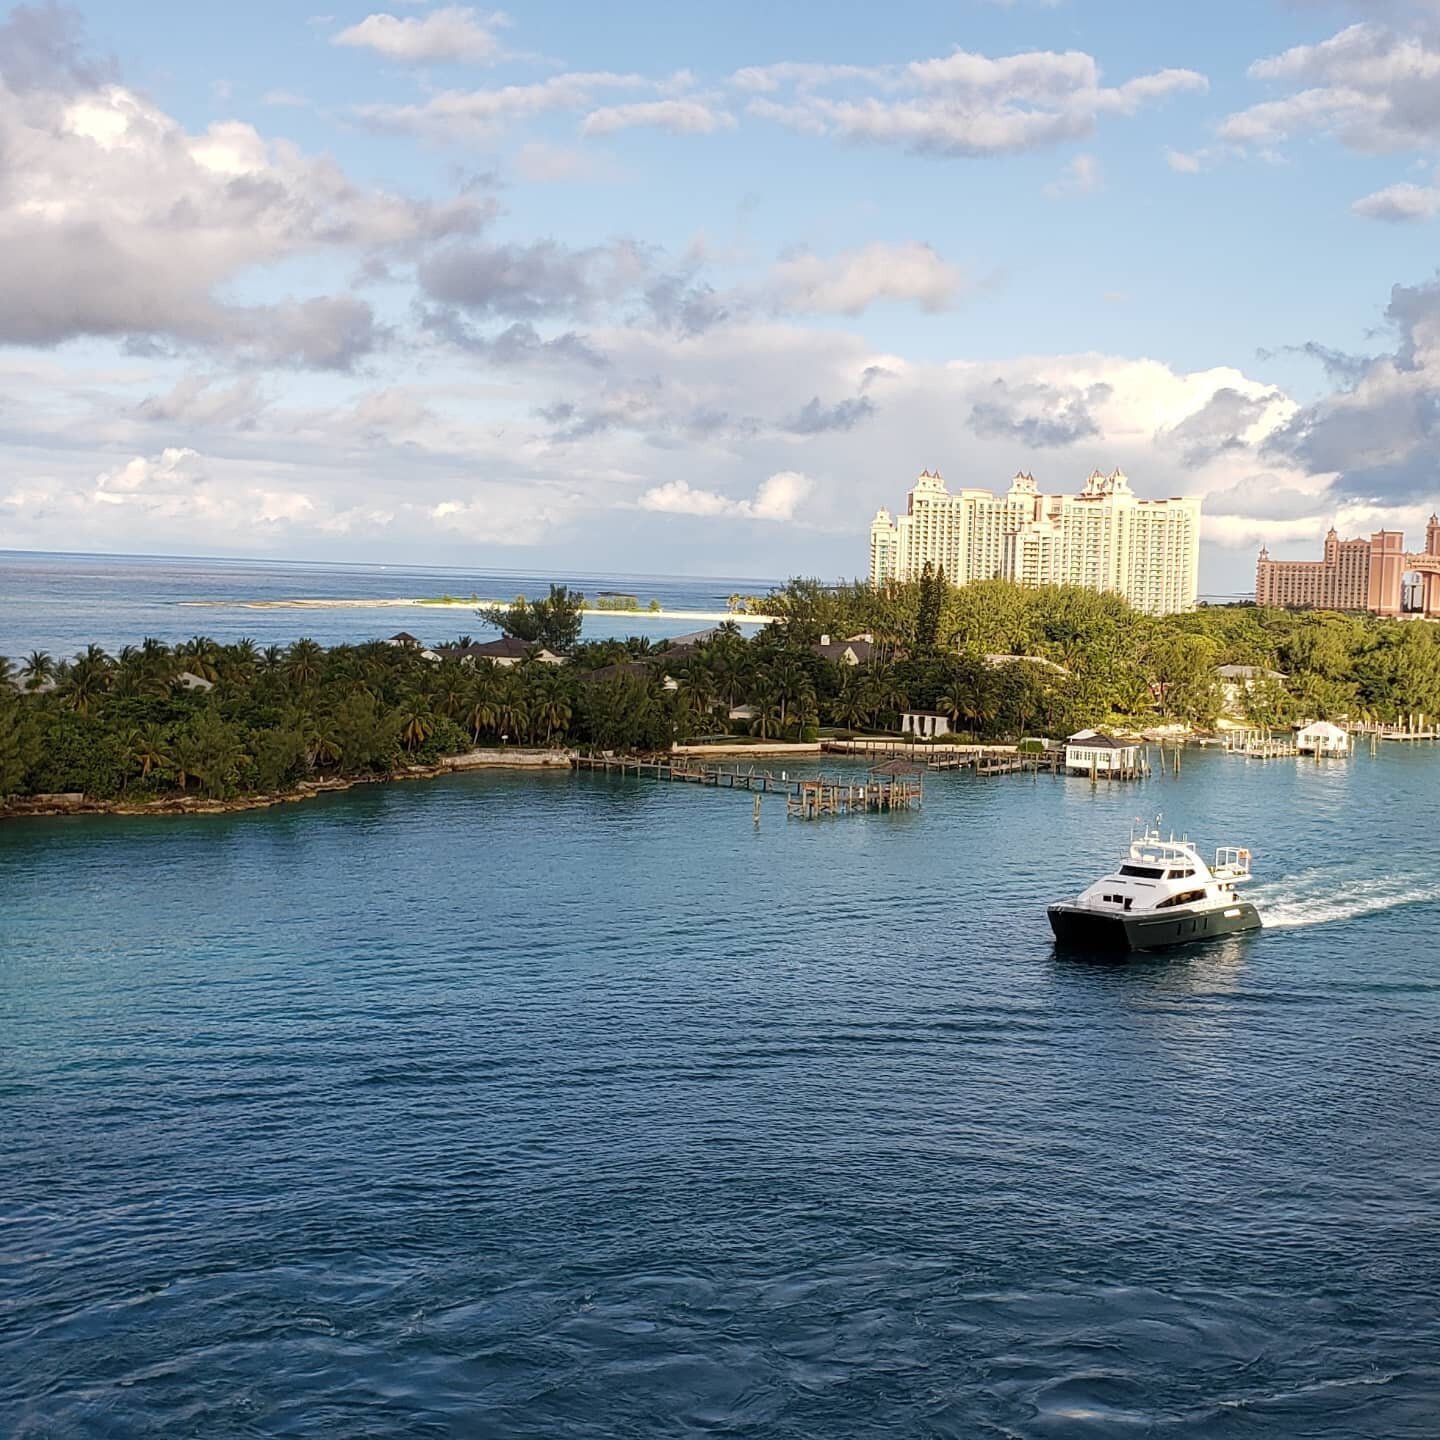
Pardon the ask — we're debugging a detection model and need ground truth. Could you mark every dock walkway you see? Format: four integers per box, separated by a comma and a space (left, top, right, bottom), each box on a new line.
571, 753, 922, 817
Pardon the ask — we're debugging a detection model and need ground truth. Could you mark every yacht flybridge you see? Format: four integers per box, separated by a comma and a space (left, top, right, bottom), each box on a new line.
1048, 825, 1262, 951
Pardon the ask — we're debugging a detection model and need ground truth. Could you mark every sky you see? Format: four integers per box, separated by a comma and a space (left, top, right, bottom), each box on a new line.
3, 1, 1440, 593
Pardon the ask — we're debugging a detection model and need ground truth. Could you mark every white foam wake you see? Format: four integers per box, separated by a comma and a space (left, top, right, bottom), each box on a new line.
1251, 867, 1440, 929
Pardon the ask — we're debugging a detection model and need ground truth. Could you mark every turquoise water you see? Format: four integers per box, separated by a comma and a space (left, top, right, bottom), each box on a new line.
4, 747, 1440, 1436
0, 551, 775, 657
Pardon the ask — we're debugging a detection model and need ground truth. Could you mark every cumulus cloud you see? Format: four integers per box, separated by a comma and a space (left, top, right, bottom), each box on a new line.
743, 45, 1206, 157
771, 242, 964, 314
581, 100, 735, 136
1262, 275, 1440, 505
332, 7, 507, 65
969, 379, 1112, 447
1352, 180, 1440, 220
1221, 22, 1440, 153
97, 447, 206, 496
638, 471, 814, 520
0, 14, 487, 365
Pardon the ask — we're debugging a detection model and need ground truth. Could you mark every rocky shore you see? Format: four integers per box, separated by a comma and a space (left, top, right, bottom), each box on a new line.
0, 748, 573, 821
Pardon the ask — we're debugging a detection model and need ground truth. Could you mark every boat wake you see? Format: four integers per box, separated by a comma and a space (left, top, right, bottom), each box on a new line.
1253, 868, 1440, 929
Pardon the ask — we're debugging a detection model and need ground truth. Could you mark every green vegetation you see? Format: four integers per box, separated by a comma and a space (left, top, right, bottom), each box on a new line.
593, 594, 641, 611
417, 592, 481, 605
477, 584, 586, 652
4, 576, 1438, 807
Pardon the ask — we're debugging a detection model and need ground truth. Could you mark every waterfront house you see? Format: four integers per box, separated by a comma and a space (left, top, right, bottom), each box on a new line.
1064, 729, 1141, 775
901, 711, 951, 739
1296, 719, 1351, 756
1215, 664, 1287, 714
175, 671, 215, 692
386, 632, 423, 648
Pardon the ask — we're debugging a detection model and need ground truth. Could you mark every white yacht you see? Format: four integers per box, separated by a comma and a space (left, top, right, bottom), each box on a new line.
1048, 826, 1261, 951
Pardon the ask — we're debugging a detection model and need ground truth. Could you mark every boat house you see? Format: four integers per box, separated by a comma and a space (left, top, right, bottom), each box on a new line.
900, 711, 951, 739
1064, 729, 1143, 776
1296, 719, 1351, 756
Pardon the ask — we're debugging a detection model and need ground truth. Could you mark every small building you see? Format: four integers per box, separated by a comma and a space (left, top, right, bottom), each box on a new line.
437, 637, 564, 667
815, 634, 874, 666
1296, 719, 1351, 756
175, 671, 215, 692
386, 631, 423, 648
1215, 663, 1287, 714
728, 704, 759, 723
1064, 729, 1142, 776
901, 711, 951, 739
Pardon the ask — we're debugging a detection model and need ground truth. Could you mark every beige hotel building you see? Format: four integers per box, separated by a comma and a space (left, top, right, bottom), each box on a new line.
869, 468, 1201, 616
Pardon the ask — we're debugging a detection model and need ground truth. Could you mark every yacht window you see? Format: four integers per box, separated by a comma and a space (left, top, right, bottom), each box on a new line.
1156, 889, 1206, 909
1164, 868, 1196, 879
1123, 897, 1134, 911
1119, 864, 1165, 879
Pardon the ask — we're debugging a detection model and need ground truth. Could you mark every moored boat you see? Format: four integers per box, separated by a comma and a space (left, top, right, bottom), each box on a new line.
1048, 826, 1261, 952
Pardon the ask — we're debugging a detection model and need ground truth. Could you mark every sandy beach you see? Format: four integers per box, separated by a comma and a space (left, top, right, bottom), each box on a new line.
179, 598, 775, 624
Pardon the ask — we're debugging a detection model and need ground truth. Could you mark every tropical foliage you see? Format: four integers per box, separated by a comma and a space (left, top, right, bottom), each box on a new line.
4, 576, 1439, 804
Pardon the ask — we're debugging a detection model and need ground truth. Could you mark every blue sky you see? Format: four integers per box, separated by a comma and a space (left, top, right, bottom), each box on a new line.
4, 0, 1440, 593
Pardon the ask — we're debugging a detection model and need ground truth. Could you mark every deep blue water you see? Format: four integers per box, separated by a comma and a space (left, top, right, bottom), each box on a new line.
4, 746, 1440, 1436
0, 551, 777, 658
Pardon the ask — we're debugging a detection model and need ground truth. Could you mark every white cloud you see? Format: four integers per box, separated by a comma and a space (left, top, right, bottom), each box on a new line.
1352, 179, 1440, 220
332, 7, 507, 65
357, 71, 647, 141
1164, 146, 1203, 173
771, 242, 964, 315
1045, 152, 1102, 196
638, 471, 814, 521
96, 447, 206, 495
742, 46, 1207, 157
0, 52, 487, 363
581, 100, 735, 136
1221, 22, 1440, 153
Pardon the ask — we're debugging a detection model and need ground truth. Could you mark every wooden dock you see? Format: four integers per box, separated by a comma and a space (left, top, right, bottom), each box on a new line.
572, 753, 922, 818
1222, 729, 1299, 758
1351, 720, 1439, 741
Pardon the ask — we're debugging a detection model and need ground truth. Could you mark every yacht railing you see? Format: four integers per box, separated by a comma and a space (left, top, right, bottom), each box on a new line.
1212, 846, 1253, 882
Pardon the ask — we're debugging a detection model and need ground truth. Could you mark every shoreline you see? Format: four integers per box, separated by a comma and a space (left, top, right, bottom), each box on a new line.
0, 748, 573, 822
178, 598, 775, 624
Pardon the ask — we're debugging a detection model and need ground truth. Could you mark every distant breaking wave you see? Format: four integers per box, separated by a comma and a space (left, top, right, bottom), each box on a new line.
1253, 867, 1440, 929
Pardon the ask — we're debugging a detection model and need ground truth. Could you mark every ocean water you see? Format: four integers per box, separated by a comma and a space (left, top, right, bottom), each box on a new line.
4, 745, 1440, 1437
0, 551, 777, 658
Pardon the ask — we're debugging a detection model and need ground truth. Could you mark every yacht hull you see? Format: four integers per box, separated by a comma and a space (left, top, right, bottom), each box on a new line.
1048, 901, 1261, 952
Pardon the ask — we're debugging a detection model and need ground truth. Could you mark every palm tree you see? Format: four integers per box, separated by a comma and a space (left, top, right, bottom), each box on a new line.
830, 674, 870, 730
178, 635, 222, 684
62, 656, 111, 714
22, 651, 54, 691
533, 675, 573, 743
494, 692, 529, 744
124, 725, 172, 785
466, 688, 498, 742
0, 656, 13, 689
286, 638, 324, 691
396, 695, 434, 752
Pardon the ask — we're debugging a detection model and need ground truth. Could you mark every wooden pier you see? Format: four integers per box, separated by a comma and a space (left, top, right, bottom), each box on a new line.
1351, 719, 1440, 741
1222, 729, 1299, 758
572, 753, 922, 818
